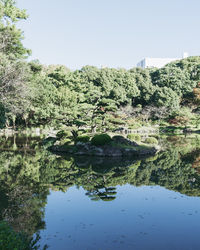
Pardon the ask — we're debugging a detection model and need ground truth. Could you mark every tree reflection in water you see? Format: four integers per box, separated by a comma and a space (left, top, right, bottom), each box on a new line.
0, 135, 200, 237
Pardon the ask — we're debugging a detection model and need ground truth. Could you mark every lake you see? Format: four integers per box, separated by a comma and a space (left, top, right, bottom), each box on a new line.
1, 134, 200, 250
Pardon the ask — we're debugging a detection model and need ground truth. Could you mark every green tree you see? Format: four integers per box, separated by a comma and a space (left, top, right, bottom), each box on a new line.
0, 0, 31, 128
153, 86, 180, 110
0, 0, 30, 59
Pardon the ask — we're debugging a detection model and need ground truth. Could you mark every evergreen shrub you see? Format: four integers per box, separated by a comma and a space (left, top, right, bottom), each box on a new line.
76, 135, 90, 143
144, 137, 158, 145
91, 134, 112, 146
127, 134, 141, 142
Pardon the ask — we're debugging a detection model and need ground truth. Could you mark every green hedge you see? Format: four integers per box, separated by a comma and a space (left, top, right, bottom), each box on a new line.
127, 134, 141, 142
76, 135, 90, 143
91, 134, 112, 146
144, 137, 158, 145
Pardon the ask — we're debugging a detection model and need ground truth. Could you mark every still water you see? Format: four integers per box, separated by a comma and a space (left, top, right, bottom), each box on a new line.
1, 135, 200, 249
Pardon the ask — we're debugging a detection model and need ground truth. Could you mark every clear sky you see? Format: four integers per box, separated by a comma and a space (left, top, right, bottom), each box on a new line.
17, 0, 200, 70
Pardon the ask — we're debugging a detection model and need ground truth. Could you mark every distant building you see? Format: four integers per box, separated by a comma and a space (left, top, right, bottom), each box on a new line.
137, 52, 189, 69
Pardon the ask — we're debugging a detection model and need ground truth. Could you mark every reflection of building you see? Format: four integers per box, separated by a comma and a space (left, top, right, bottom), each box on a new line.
137, 52, 188, 69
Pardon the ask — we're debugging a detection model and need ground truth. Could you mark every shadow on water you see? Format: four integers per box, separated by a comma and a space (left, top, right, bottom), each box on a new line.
1, 134, 200, 246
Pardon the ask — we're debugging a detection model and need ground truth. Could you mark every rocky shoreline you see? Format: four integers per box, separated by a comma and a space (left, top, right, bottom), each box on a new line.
48, 135, 159, 157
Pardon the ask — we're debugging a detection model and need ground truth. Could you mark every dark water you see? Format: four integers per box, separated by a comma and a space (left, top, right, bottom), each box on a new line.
1, 135, 200, 249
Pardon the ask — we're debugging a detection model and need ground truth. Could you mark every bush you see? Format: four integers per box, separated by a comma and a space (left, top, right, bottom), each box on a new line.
56, 130, 71, 139
91, 134, 112, 146
112, 135, 130, 145
127, 134, 141, 142
42, 137, 57, 148
128, 123, 141, 129
107, 125, 116, 131
75, 135, 90, 143
0, 221, 40, 250
145, 154, 158, 162
108, 118, 126, 125
144, 137, 158, 145
61, 138, 71, 145
112, 135, 126, 141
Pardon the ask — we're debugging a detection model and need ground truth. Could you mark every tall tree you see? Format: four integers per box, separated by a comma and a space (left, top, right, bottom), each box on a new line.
0, 0, 31, 127
0, 0, 30, 59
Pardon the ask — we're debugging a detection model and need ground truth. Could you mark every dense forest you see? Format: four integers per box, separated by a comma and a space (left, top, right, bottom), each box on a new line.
0, 0, 200, 133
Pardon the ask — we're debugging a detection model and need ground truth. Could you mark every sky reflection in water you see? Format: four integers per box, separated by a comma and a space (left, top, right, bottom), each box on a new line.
40, 185, 200, 250
1, 135, 200, 249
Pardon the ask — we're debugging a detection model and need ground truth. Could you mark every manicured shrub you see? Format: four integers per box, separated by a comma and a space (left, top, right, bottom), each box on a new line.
144, 137, 158, 145
112, 135, 126, 141
127, 133, 141, 142
76, 135, 90, 143
56, 130, 71, 139
112, 135, 131, 145
91, 134, 112, 146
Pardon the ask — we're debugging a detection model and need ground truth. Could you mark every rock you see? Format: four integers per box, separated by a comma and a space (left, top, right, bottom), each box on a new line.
183, 128, 193, 133
50, 139, 158, 157
121, 148, 137, 156
102, 145, 122, 157
91, 147, 104, 156
112, 136, 138, 146
76, 141, 86, 146
75, 151, 87, 155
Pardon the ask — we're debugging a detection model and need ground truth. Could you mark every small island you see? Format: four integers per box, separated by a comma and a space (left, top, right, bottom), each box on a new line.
44, 132, 159, 157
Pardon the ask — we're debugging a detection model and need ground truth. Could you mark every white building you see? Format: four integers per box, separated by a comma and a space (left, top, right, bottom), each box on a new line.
137, 52, 188, 69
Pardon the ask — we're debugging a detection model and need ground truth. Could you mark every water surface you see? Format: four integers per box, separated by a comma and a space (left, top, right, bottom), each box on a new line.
1, 134, 200, 249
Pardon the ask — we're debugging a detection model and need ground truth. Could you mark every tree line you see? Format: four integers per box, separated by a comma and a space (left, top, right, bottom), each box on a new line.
0, 0, 200, 131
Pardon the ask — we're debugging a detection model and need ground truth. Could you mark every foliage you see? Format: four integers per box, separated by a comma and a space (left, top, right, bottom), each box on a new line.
75, 135, 90, 143
0, 0, 30, 59
42, 136, 57, 148
0, 221, 41, 250
193, 82, 200, 104
0, 0, 31, 128
0, 53, 31, 127
129, 67, 155, 105
152, 87, 180, 110
150, 58, 200, 98
0, 103, 6, 128
127, 133, 141, 142
91, 133, 112, 146
0, 0, 200, 131
168, 107, 195, 126
1, 134, 200, 248
56, 130, 71, 139
144, 137, 158, 145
